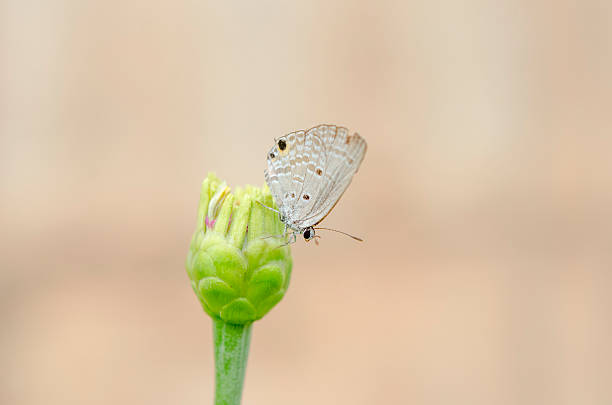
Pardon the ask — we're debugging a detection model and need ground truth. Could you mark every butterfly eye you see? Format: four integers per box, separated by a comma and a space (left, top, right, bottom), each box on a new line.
277, 139, 287, 151
302, 194, 310, 200
303, 227, 315, 241
269, 152, 276, 159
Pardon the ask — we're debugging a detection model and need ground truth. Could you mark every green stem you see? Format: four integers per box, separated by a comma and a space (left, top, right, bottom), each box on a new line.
213, 318, 253, 405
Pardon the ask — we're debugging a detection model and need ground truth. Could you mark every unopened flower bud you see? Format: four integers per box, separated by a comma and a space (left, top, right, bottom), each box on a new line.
186, 173, 292, 324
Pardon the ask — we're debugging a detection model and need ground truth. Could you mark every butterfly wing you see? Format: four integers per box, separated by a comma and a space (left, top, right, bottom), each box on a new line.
291, 125, 367, 227
265, 129, 309, 210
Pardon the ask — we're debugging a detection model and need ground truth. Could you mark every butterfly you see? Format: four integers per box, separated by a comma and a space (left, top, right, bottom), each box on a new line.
264, 124, 367, 243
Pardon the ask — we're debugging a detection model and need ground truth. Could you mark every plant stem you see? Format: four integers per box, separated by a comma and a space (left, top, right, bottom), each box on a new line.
213, 318, 253, 405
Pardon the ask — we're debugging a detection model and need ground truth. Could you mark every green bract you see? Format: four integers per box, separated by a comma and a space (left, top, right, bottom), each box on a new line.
186, 173, 292, 324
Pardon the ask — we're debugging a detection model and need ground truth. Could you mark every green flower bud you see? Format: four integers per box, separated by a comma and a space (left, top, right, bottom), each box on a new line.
186, 173, 292, 324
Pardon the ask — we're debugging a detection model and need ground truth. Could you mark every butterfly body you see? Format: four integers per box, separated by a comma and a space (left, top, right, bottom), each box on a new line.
264, 124, 367, 242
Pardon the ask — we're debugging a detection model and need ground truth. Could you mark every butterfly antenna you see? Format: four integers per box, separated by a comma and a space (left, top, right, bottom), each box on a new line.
314, 227, 364, 242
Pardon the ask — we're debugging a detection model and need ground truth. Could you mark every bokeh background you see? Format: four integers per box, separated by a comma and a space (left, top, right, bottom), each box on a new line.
2, 1, 611, 404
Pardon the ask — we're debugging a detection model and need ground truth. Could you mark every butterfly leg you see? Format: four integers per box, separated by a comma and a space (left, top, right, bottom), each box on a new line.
261, 225, 291, 242
255, 200, 279, 213
273, 231, 297, 249
261, 234, 286, 240
283, 232, 297, 246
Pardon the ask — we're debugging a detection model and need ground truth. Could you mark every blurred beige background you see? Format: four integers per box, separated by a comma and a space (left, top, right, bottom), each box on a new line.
1, 1, 611, 404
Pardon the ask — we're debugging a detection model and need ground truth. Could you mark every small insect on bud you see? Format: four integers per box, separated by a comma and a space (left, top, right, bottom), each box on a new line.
264, 125, 367, 245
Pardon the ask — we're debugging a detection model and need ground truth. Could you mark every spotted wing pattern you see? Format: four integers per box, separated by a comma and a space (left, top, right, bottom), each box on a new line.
264, 124, 367, 228
295, 125, 367, 227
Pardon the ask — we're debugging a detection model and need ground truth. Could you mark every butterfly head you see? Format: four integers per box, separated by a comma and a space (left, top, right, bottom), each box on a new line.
302, 227, 315, 242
